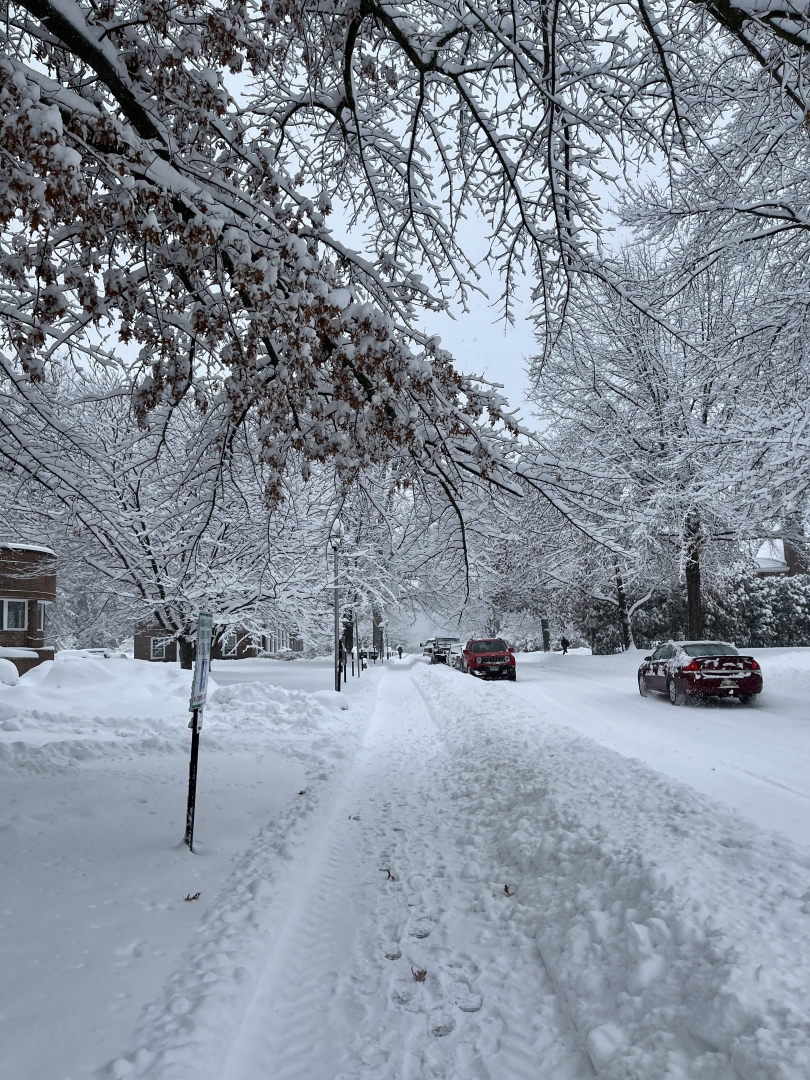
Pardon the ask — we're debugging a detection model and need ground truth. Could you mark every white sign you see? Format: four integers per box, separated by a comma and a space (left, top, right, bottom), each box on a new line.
189, 613, 213, 712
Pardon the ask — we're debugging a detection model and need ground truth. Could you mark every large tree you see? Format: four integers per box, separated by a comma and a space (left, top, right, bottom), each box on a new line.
4, 0, 809, 469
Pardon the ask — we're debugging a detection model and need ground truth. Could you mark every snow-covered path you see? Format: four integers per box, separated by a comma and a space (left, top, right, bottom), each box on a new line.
221, 661, 587, 1080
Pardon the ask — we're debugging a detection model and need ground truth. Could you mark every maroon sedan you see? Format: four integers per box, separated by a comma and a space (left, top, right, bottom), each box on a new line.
638, 641, 762, 705
461, 638, 516, 681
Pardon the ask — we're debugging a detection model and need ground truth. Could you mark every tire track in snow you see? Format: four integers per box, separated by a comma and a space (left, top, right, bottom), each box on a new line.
220, 803, 372, 1079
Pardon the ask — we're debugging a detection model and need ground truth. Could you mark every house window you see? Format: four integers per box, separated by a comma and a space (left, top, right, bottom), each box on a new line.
221, 630, 238, 657
37, 601, 48, 632
2, 599, 28, 630
150, 637, 169, 660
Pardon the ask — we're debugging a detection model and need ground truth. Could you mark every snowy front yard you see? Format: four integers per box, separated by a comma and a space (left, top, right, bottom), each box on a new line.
1, 651, 809, 1079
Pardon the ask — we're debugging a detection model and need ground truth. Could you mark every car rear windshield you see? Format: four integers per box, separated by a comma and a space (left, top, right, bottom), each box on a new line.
682, 643, 739, 657
470, 639, 507, 653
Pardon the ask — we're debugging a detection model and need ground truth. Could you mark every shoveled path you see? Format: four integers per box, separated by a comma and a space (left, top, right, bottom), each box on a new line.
221, 663, 588, 1080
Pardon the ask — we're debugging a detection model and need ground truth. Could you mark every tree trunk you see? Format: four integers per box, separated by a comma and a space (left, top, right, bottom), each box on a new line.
684, 512, 703, 640
372, 607, 383, 656
614, 565, 632, 650
178, 636, 194, 669
541, 618, 551, 651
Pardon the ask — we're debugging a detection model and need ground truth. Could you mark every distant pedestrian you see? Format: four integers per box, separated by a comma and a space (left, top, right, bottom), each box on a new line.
560, 636, 570, 655
397, 645, 403, 659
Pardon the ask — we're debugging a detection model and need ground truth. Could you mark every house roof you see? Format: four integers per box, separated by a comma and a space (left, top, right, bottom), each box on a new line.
0, 542, 56, 556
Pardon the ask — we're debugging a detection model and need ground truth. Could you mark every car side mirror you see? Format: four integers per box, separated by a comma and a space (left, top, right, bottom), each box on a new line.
644, 656, 652, 662
508, 646, 514, 653
419, 643, 423, 648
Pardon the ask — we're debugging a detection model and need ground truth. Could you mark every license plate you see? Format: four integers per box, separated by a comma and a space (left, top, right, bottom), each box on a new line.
721, 679, 736, 687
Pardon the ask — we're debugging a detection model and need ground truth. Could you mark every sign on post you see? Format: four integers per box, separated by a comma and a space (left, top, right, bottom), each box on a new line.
189, 612, 213, 712
184, 613, 213, 852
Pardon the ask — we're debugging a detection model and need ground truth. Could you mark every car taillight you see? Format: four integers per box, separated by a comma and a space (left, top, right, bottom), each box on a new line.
750, 659, 760, 670
684, 660, 700, 672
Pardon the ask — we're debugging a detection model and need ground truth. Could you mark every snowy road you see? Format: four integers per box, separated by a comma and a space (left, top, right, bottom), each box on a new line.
3, 652, 810, 1079
511, 649, 810, 849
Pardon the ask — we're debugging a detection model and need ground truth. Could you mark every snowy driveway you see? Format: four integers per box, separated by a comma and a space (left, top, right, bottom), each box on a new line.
3, 653, 810, 1079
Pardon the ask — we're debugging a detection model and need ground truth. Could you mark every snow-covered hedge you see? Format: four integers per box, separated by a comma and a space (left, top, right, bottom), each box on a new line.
574, 575, 810, 651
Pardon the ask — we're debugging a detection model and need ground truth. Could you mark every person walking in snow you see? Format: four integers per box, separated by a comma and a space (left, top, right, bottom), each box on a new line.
397, 645, 403, 659
560, 636, 570, 655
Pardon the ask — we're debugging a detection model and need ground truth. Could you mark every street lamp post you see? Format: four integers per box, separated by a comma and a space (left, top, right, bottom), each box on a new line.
331, 521, 345, 692
333, 548, 340, 691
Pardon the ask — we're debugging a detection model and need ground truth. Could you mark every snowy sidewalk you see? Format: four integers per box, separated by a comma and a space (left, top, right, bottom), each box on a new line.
218, 661, 587, 1080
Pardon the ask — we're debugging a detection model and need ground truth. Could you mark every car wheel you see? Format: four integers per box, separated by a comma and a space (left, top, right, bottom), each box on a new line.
667, 677, 686, 706
638, 673, 648, 697
507, 670, 516, 682
738, 694, 757, 705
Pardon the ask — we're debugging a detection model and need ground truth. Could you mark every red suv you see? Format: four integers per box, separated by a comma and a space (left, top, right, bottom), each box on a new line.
461, 638, 516, 681
638, 641, 762, 705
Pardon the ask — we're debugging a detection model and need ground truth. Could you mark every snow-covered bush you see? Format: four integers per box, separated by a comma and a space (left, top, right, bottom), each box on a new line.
627, 576, 810, 650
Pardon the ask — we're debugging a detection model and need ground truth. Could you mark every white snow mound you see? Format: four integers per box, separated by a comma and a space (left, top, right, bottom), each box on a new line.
0, 658, 19, 686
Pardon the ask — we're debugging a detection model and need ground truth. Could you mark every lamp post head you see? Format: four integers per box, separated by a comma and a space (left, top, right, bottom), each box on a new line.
330, 519, 346, 552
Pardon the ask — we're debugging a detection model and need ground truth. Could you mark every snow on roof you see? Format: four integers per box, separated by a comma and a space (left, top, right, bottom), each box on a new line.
0, 542, 56, 556
754, 539, 789, 573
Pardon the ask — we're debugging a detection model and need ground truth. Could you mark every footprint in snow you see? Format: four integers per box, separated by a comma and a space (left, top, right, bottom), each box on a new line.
409, 923, 431, 939
455, 988, 483, 1013
428, 1006, 456, 1037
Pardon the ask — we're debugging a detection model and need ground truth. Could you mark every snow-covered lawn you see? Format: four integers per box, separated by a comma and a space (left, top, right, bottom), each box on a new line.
1, 650, 809, 1079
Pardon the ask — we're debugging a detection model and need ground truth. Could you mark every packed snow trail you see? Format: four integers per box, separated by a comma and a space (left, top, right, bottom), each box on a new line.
221, 661, 588, 1080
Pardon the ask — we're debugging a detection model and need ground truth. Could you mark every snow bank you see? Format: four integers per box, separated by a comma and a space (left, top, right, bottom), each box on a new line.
414, 664, 810, 1079
0, 657, 18, 686
0, 662, 355, 775
0, 656, 202, 718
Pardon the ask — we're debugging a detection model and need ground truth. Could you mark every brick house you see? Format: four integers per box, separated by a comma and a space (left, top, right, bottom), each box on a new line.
0, 543, 57, 674
134, 622, 303, 662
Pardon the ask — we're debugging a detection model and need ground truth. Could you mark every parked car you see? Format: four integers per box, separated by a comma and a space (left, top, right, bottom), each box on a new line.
431, 637, 461, 665
421, 639, 435, 659
461, 638, 516, 681
637, 641, 762, 705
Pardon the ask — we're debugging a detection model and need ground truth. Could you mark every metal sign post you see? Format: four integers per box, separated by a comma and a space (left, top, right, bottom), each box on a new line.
185, 612, 213, 852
